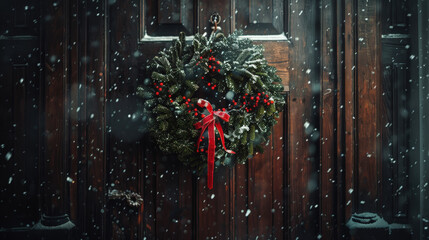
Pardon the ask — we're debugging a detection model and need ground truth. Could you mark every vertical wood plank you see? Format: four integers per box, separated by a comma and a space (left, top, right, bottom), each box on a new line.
178, 167, 193, 240
197, 166, 231, 240
107, 0, 144, 238
320, 0, 337, 239
247, 144, 273, 239
343, 0, 357, 220
288, 0, 320, 239
155, 156, 193, 239
272, 112, 286, 239
335, 0, 346, 238
234, 163, 248, 239
143, 148, 157, 239
69, 0, 79, 224
43, 0, 68, 217
355, 0, 381, 213
84, 0, 107, 238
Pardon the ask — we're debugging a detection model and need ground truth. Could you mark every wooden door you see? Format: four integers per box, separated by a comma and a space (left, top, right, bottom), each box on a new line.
107, 0, 289, 239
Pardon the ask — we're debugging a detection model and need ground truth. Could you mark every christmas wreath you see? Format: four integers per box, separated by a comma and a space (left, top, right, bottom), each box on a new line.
137, 31, 285, 189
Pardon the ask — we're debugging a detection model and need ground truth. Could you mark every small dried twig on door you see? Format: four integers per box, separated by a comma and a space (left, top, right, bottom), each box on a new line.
108, 189, 143, 208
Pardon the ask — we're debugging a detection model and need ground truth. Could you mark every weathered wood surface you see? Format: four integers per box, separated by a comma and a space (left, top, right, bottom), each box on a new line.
0, 0, 417, 239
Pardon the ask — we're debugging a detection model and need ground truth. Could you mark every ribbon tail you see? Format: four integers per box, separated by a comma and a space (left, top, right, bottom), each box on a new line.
196, 123, 210, 151
215, 121, 236, 154
207, 122, 216, 190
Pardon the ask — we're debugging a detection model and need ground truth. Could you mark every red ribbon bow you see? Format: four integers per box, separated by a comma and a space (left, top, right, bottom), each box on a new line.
194, 99, 235, 189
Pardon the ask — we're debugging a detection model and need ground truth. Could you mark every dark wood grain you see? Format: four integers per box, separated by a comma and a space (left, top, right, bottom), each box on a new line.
255, 41, 289, 91
3, 0, 410, 239
234, 163, 248, 239
81, 0, 108, 238
69, 0, 80, 224
107, 0, 143, 238
272, 111, 286, 240
335, 0, 346, 237
320, 0, 337, 239
355, 0, 381, 213
197, 166, 231, 240
247, 142, 273, 239
143, 147, 157, 239
288, 0, 320, 239
344, 0, 357, 221
43, 0, 68, 217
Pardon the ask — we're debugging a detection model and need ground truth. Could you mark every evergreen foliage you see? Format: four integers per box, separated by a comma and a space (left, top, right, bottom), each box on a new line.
137, 31, 285, 173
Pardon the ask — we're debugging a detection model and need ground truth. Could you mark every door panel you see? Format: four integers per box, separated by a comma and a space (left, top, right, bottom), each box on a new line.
127, 0, 289, 239
144, 0, 195, 36
235, 0, 284, 35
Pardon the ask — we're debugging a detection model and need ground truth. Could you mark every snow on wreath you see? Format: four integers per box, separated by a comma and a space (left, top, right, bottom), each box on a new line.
137, 30, 285, 189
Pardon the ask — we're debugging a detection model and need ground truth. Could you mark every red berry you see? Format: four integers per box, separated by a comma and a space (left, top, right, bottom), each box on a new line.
160, 82, 163, 86
218, 69, 220, 72
155, 92, 159, 95
183, 96, 186, 99
159, 88, 162, 91
207, 83, 211, 86
270, 100, 274, 104
194, 112, 198, 116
